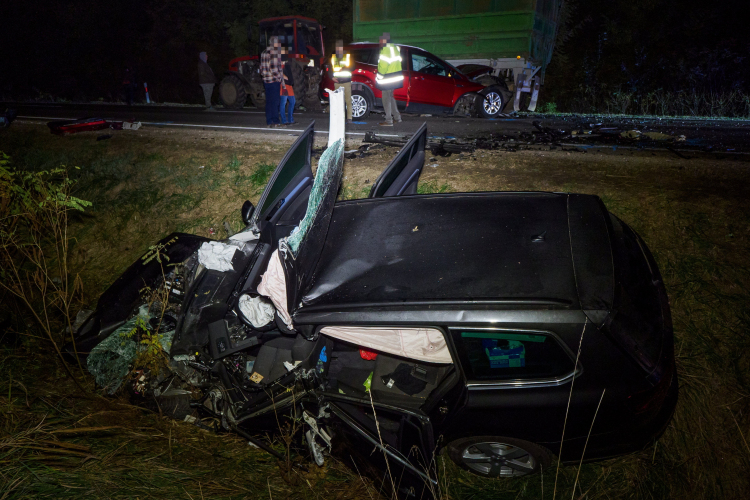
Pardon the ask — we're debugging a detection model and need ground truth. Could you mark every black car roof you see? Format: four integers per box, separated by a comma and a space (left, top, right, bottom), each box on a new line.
300, 192, 594, 311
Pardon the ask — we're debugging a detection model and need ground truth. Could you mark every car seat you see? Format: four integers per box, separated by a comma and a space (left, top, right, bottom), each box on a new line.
250, 334, 322, 385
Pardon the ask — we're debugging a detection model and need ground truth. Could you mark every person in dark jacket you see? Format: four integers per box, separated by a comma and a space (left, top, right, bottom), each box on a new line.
279, 49, 296, 125
198, 52, 216, 110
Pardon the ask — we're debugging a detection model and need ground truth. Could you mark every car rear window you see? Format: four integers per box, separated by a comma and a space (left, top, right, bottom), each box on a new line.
456, 331, 574, 382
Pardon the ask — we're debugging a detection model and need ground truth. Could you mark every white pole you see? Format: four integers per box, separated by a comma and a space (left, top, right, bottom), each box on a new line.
328, 87, 345, 148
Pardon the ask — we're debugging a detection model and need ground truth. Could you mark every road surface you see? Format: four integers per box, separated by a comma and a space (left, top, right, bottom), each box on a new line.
5, 101, 750, 153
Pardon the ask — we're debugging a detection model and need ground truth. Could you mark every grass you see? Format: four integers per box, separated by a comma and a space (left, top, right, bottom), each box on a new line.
2, 124, 750, 498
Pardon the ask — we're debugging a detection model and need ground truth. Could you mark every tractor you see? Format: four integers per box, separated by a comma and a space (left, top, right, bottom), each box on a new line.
219, 16, 325, 111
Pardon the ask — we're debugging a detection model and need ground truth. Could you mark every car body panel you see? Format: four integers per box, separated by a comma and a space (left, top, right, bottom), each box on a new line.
368, 122, 426, 198
253, 122, 315, 240
301, 192, 582, 310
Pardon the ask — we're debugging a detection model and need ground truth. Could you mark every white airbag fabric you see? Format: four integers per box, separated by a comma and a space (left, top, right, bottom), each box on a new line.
197, 241, 237, 272
257, 249, 293, 328
320, 326, 453, 364
238, 294, 275, 328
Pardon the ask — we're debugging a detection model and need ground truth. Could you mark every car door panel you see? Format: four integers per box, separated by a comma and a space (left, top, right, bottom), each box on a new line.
369, 122, 427, 197
408, 50, 456, 107
253, 121, 315, 240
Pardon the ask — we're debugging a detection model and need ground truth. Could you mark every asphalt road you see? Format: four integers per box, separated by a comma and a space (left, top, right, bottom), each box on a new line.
6, 101, 750, 152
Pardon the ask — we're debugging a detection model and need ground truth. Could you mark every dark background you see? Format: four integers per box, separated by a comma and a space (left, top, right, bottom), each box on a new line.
1, 0, 748, 111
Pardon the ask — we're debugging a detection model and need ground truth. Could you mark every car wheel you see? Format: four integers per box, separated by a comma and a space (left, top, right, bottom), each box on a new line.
477, 86, 505, 118
351, 89, 371, 119
219, 74, 247, 109
447, 436, 552, 478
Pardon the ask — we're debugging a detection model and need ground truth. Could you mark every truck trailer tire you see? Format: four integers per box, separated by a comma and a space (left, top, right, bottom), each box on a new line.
477, 85, 506, 118
219, 74, 247, 109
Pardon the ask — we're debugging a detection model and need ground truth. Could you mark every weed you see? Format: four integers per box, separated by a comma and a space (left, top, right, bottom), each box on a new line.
0, 152, 90, 387
417, 180, 453, 194
226, 155, 241, 171
249, 162, 275, 190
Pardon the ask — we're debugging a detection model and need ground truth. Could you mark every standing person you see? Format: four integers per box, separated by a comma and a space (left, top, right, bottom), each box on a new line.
198, 52, 216, 110
260, 36, 283, 127
375, 32, 403, 127
279, 49, 296, 125
122, 67, 137, 106
331, 40, 353, 123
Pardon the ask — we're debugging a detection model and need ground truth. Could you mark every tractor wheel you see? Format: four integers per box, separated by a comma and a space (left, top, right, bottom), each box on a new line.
219, 74, 247, 109
248, 86, 265, 109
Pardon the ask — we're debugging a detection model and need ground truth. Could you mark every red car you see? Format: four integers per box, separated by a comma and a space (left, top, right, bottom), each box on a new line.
321, 43, 511, 119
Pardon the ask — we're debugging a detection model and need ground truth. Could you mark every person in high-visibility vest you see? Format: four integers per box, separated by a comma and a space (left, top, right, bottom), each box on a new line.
331, 40, 353, 123
375, 32, 403, 126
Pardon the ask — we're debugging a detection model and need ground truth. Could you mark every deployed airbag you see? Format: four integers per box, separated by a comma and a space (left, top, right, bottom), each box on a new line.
320, 326, 453, 364
198, 241, 237, 272
257, 249, 292, 328
238, 294, 275, 328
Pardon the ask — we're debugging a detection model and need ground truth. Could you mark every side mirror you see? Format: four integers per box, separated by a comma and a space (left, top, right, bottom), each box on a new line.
241, 200, 255, 225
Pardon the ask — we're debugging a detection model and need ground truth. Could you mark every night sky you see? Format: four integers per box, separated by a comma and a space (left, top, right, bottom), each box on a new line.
1, 0, 747, 107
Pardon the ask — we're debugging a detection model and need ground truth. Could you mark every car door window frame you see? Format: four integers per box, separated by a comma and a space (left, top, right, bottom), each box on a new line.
450, 327, 582, 389
411, 51, 451, 77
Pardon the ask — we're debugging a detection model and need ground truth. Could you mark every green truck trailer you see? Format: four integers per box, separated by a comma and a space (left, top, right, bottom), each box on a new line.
353, 0, 563, 111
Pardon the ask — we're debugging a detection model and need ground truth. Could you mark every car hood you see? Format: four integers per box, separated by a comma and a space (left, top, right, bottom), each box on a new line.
299, 192, 614, 313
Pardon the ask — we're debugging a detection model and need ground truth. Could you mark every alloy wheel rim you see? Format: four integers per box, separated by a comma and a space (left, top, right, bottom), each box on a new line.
461, 442, 536, 477
351, 95, 367, 118
483, 92, 502, 115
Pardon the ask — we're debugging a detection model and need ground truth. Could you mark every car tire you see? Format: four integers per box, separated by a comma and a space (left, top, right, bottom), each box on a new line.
447, 436, 553, 478
219, 74, 247, 109
476, 85, 506, 118
351, 88, 372, 119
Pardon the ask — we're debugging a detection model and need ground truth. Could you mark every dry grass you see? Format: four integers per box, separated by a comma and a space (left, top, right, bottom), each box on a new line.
2, 123, 750, 498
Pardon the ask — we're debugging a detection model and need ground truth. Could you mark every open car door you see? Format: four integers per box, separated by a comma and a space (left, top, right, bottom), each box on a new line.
252, 122, 315, 242
368, 123, 427, 197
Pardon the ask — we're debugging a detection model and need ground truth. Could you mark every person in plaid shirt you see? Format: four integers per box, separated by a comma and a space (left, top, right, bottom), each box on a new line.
260, 36, 283, 127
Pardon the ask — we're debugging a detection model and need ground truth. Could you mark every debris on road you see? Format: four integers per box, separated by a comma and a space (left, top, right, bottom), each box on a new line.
360, 117, 739, 155
47, 117, 142, 135
48, 117, 110, 135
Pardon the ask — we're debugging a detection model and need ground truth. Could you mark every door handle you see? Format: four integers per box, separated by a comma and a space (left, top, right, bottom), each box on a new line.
456, 84, 464, 87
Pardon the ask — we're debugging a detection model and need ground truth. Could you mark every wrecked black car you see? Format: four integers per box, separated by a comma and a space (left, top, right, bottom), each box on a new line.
68, 122, 677, 495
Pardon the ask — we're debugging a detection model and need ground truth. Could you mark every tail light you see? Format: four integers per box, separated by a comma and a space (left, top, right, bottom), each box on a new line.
627, 361, 673, 419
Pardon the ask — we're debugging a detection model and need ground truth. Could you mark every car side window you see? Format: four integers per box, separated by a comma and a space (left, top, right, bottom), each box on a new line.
455, 330, 574, 382
351, 49, 370, 65
411, 53, 450, 77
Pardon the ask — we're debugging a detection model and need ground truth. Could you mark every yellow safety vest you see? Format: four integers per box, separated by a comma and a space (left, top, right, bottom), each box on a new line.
376, 44, 404, 90
331, 53, 352, 83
